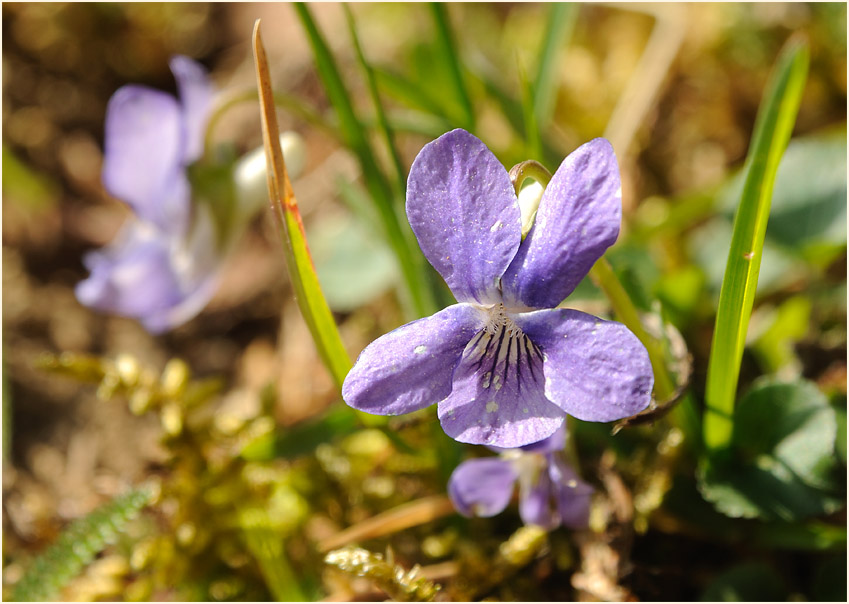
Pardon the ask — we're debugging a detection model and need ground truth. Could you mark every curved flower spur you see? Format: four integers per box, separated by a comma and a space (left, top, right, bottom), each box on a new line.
342, 129, 653, 448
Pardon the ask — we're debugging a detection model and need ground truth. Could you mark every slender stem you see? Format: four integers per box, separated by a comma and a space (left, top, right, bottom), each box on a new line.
344, 5, 407, 200
203, 89, 335, 160
430, 3, 475, 130
589, 257, 675, 401
564, 415, 582, 474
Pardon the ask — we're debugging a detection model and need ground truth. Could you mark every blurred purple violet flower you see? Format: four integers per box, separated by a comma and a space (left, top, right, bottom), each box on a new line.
76, 56, 217, 333
342, 129, 653, 448
76, 57, 304, 333
448, 426, 593, 529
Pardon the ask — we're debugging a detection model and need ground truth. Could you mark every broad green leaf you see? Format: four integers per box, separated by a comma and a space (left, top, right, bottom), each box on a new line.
688, 216, 805, 296
699, 379, 843, 521
703, 38, 810, 452
734, 380, 838, 491
719, 129, 847, 250
751, 295, 811, 374
700, 562, 787, 602
252, 21, 352, 389
308, 211, 399, 312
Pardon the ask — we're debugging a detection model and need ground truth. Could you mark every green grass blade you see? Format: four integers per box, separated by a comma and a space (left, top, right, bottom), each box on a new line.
373, 67, 453, 124
294, 3, 437, 319
13, 485, 153, 602
533, 3, 578, 128
429, 3, 475, 130
344, 5, 407, 199
519, 61, 543, 161
253, 21, 352, 388
702, 37, 810, 452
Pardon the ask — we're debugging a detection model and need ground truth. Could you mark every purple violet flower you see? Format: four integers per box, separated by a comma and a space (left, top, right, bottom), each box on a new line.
448, 426, 593, 529
342, 129, 653, 448
76, 56, 220, 333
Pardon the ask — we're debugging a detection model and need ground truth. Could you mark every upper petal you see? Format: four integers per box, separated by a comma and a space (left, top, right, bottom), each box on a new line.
101, 84, 190, 233
448, 457, 517, 518
169, 55, 214, 164
342, 303, 485, 416
437, 324, 564, 447
406, 129, 522, 304
513, 308, 653, 422
502, 138, 622, 309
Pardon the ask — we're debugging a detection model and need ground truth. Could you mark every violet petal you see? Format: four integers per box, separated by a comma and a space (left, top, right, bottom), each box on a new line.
169, 55, 214, 164
514, 308, 653, 422
549, 455, 593, 529
406, 129, 522, 305
437, 327, 564, 447
75, 221, 183, 319
519, 423, 567, 454
448, 457, 518, 517
342, 303, 485, 416
101, 84, 190, 234
502, 138, 621, 309
518, 463, 559, 529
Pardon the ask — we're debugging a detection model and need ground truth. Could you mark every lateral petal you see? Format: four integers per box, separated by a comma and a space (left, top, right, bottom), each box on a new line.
448, 457, 518, 518
514, 308, 653, 422
342, 303, 485, 416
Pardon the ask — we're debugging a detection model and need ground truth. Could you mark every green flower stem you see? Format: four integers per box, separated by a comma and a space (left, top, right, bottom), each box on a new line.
202, 89, 335, 160
589, 257, 675, 402
564, 415, 582, 474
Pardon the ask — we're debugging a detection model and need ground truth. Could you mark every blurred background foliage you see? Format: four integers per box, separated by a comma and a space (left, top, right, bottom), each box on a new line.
2, 2, 846, 601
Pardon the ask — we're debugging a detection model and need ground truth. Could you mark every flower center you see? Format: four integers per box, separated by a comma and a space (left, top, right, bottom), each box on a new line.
464, 304, 544, 394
